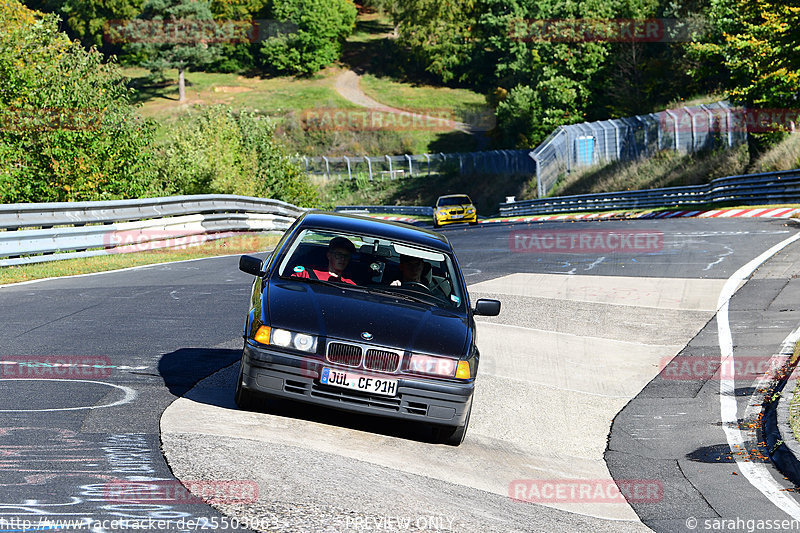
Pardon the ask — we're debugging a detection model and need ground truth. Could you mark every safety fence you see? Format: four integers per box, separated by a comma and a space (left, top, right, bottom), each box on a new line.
0, 195, 304, 267
530, 101, 748, 197
300, 150, 535, 181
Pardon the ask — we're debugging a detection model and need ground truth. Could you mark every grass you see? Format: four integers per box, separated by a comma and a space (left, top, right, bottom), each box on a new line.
317, 168, 531, 216
788, 341, 800, 446
124, 67, 357, 120
0, 233, 280, 286
359, 74, 488, 118
749, 133, 800, 174
545, 144, 751, 199
663, 93, 730, 110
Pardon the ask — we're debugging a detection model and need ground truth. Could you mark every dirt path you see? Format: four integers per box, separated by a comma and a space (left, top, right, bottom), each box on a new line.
334, 69, 474, 133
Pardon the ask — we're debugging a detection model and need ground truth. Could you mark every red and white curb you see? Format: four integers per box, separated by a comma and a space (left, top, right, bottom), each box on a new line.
486, 207, 800, 224
364, 215, 420, 223
355, 207, 800, 226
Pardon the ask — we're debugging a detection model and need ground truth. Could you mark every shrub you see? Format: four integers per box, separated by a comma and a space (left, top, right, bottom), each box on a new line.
152, 106, 319, 206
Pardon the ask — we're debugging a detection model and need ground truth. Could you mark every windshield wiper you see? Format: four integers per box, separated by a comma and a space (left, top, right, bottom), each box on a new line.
281, 276, 370, 292
365, 286, 439, 306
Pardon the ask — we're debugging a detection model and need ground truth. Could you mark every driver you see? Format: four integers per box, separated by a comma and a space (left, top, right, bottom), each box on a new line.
292, 236, 356, 285
390, 254, 426, 287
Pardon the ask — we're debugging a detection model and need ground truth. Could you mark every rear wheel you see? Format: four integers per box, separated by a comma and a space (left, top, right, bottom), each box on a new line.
234, 364, 260, 410
433, 402, 472, 446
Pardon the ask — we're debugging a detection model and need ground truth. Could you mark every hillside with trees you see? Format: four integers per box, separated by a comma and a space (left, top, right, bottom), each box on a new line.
2, 0, 799, 205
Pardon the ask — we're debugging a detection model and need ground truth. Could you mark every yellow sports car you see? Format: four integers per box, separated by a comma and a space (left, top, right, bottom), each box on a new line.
433, 194, 478, 228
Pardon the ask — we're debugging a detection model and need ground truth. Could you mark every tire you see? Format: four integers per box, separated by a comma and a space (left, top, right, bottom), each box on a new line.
433, 402, 472, 446
432, 219, 440, 229
468, 220, 478, 226
234, 364, 260, 411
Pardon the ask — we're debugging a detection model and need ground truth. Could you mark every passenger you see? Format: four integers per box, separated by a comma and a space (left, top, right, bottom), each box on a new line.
292, 236, 356, 285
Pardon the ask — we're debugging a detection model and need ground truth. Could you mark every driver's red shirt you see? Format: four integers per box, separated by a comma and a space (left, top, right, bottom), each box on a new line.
292, 268, 355, 285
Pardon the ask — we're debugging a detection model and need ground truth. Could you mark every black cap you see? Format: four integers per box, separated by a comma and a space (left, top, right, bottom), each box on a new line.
328, 236, 355, 253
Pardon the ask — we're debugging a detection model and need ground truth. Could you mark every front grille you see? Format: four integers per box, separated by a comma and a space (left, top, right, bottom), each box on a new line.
311, 384, 402, 411
364, 349, 400, 372
326, 342, 362, 367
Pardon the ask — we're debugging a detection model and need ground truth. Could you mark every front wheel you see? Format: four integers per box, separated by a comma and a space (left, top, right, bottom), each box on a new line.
234, 363, 260, 410
433, 402, 471, 446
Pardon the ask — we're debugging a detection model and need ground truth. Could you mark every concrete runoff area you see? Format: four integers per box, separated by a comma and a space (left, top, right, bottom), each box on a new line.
161, 274, 725, 530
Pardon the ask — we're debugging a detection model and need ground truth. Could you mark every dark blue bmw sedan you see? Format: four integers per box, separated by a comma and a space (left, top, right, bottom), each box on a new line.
236, 211, 500, 445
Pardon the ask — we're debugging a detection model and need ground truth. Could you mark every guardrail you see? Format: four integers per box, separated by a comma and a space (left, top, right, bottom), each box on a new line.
334, 205, 434, 216
499, 169, 800, 216
0, 195, 304, 267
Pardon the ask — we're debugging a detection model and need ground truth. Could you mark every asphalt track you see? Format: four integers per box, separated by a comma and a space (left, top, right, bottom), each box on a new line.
1, 218, 799, 532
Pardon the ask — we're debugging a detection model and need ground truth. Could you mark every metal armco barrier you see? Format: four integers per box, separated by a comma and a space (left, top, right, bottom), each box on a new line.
335, 206, 434, 216
0, 195, 304, 267
499, 169, 800, 216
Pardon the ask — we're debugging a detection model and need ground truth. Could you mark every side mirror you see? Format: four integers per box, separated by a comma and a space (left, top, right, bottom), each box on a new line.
239, 255, 263, 276
473, 298, 501, 316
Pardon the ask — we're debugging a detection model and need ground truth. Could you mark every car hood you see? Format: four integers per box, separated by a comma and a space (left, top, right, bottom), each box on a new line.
267, 280, 469, 356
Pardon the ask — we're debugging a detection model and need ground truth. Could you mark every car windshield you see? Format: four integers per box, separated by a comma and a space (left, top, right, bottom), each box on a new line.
437, 196, 472, 207
277, 229, 465, 309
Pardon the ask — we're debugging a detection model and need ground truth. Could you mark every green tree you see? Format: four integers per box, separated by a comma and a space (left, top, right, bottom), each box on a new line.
259, 0, 356, 75
23, 0, 145, 52
389, 0, 480, 84
479, 0, 613, 146
689, 0, 800, 109
124, 0, 220, 101
0, 0, 156, 203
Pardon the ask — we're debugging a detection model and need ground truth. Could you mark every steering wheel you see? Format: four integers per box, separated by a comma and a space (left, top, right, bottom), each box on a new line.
401, 281, 431, 292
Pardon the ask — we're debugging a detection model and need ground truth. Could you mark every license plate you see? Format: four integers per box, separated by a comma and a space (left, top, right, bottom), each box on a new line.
320, 368, 398, 397
451, 214, 463, 219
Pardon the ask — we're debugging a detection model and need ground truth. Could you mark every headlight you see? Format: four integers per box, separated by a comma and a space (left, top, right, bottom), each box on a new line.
253, 325, 317, 352
466, 207, 475, 214
408, 354, 458, 377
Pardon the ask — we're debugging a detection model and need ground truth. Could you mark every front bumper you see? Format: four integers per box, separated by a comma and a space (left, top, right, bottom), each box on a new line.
240, 342, 473, 427
435, 213, 477, 225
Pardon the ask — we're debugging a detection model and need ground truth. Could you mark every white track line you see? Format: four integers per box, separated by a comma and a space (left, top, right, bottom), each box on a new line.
717, 232, 800, 519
